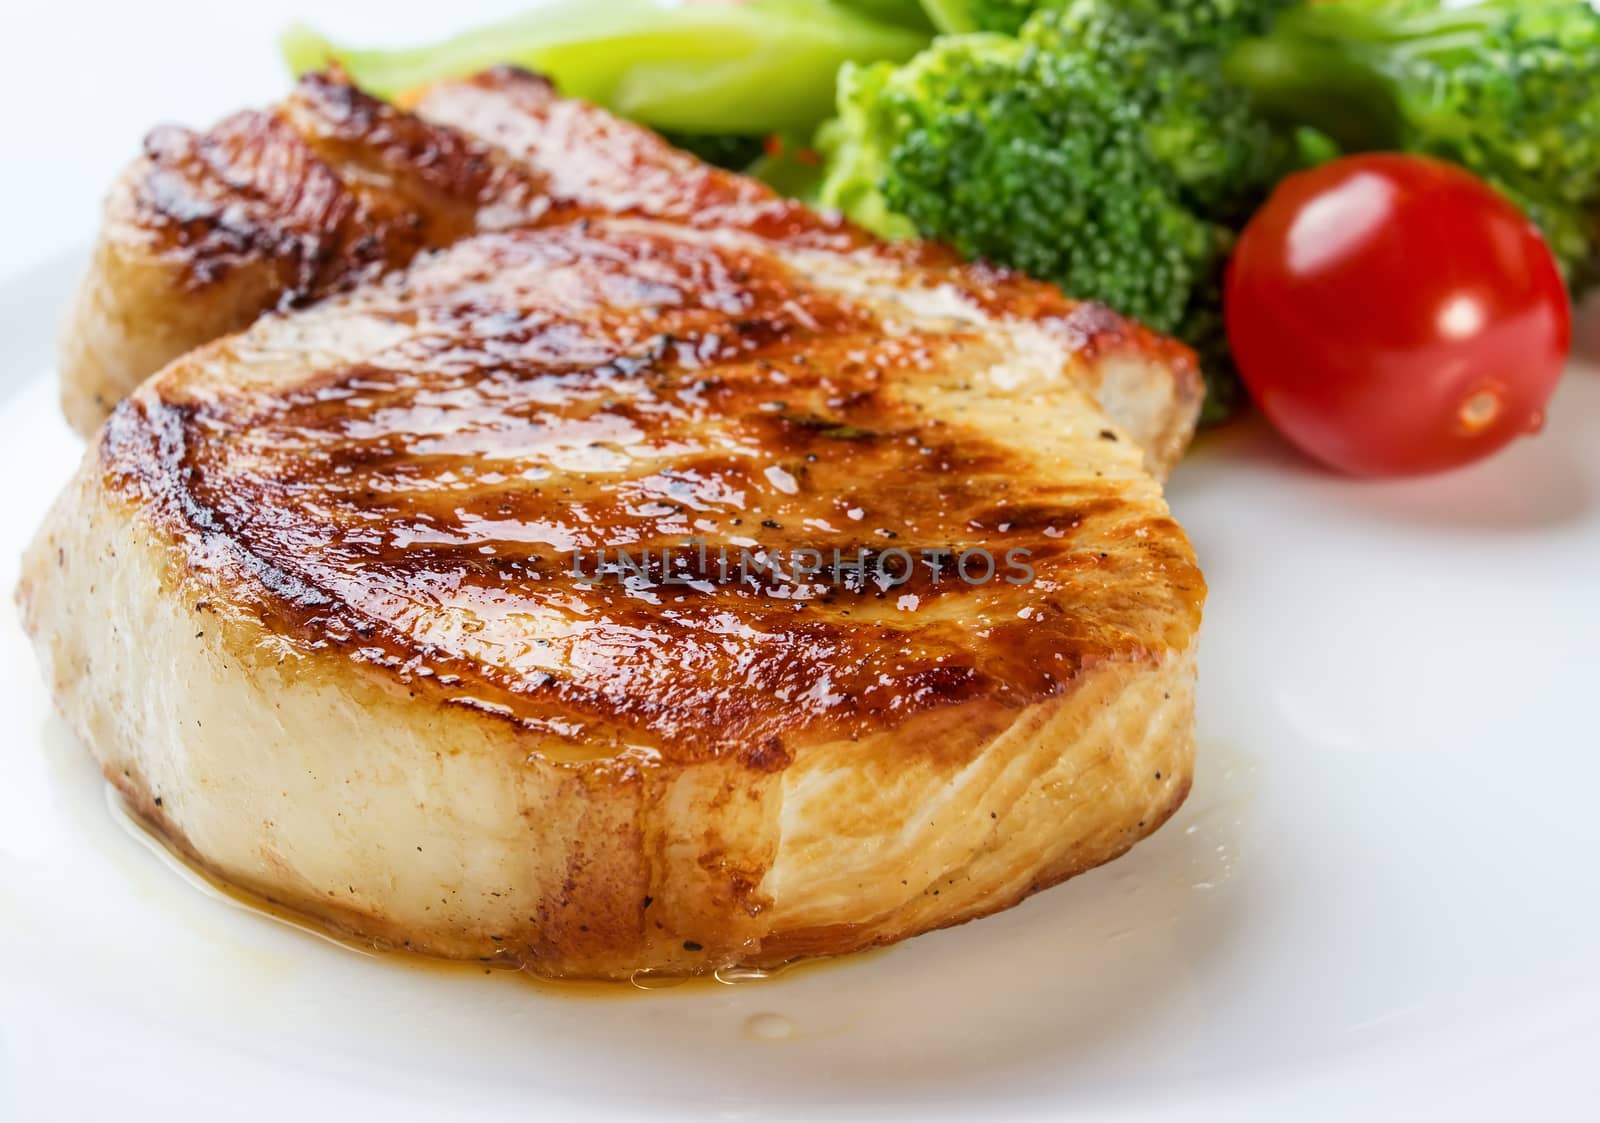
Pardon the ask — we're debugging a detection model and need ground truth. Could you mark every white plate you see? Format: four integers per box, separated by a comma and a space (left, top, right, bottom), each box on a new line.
2, 249, 1598, 1122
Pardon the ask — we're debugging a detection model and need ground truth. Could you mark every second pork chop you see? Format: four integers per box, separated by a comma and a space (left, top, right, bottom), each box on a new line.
58, 68, 1203, 473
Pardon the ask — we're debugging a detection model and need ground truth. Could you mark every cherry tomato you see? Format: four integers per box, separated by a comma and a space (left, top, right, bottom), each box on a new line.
1225, 153, 1570, 477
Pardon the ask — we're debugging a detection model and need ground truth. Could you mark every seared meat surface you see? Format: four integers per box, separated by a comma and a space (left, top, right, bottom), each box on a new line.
27, 71, 1206, 978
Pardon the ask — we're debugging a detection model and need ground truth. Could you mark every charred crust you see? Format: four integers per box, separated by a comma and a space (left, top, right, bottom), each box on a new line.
738, 738, 793, 773
94, 94, 1203, 767
122, 74, 549, 304
95, 208, 1202, 761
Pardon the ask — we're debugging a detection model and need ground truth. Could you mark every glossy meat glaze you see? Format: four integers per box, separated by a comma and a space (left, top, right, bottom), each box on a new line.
102, 214, 1204, 767
61, 68, 1203, 473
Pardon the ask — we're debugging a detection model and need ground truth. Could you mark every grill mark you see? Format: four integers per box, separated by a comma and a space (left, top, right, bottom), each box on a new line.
102, 221, 1203, 761
131, 73, 555, 304
291, 71, 521, 203
136, 111, 398, 297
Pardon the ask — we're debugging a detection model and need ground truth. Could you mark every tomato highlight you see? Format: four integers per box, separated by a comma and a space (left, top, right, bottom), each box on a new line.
1225, 154, 1571, 477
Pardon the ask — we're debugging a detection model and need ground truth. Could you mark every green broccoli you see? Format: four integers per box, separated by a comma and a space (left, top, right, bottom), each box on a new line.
819, 0, 1294, 420
1226, 0, 1600, 290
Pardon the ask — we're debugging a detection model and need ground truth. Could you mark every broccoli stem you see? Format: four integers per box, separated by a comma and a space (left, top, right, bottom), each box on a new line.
916, 0, 980, 35
282, 0, 927, 135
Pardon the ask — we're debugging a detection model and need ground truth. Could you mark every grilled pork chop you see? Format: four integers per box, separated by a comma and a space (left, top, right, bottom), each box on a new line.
58, 69, 1203, 475
24, 71, 1206, 979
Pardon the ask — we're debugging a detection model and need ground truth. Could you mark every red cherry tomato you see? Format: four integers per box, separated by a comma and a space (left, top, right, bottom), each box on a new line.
1225, 153, 1570, 477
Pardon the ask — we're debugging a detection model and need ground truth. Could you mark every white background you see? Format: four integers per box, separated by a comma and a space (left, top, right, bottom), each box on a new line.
0, 0, 532, 274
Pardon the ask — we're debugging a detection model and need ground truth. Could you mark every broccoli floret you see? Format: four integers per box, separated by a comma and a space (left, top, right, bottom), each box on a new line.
927, 0, 1281, 36
823, 33, 1217, 332
1047, 1, 1293, 221
818, 1, 1294, 417
1227, 0, 1600, 289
